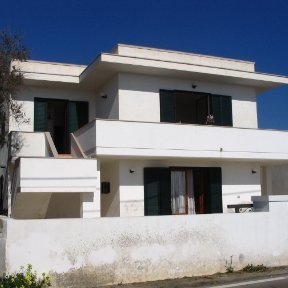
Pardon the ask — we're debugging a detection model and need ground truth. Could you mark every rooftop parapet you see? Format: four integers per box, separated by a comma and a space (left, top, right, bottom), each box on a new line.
111, 44, 255, 72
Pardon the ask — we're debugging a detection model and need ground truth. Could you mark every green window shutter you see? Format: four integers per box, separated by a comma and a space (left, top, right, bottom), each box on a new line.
221, 95, 233, 126
160, 90, 176, 123
34, 98, 48, 131
144, 168, 171, 216
159, 168, 172, 215
76, 101, 89, 128
196, 94, 209, 124
68, 102, 79, 134
212, 95, 232, 126
68, 101, 89, 134
211, 95, 221, 126
207, 167, 223, 213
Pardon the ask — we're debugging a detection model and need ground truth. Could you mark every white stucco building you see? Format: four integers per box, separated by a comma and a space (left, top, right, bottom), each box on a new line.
1, 44, 288, 219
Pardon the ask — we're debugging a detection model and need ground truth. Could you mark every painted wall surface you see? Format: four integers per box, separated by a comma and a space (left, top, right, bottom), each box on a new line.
112, 159, 261, 217
95, 76, 119, 119
269, 165, 288, 195
10, 85, 96, 132
10, 132, 47, 158
46, 193, 81, 218
118, 73, 258, 128
0, 217, 6, 273
1, 206, 288, 287
100, 161, 120, 217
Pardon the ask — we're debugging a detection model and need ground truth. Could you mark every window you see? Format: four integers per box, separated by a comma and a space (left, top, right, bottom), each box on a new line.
160, 90, 232, 126
144, 167, 223, 216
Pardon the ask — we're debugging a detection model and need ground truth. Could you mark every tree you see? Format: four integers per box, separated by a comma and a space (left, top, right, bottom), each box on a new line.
0, 30, 29, 147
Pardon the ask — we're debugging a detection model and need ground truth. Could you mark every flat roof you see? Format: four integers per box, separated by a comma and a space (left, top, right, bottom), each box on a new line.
21, 44, 288, 93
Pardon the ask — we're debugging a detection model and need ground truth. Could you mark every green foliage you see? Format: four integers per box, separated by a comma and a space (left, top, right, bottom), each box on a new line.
0, 29, 29, 147
225, 255, 234, 273
0, 264, 51, 288
242, 264, 267, 273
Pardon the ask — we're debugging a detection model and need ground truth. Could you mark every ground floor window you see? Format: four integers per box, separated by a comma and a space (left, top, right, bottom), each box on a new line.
144, 167, 222, 216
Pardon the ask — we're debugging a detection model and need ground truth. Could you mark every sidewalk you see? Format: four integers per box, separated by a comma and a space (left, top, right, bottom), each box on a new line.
102, 266, 288, 288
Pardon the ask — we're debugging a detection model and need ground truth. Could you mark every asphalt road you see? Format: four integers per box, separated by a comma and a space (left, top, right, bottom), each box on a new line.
207, 276, 288, 288
206, 276, 288, 288
102, 267, 288, 288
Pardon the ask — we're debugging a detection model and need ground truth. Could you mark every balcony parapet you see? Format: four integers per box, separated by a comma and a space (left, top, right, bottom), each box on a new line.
74, 119, 288, 162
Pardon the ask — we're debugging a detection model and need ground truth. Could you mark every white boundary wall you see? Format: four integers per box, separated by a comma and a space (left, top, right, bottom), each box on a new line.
1, 205, 288, 287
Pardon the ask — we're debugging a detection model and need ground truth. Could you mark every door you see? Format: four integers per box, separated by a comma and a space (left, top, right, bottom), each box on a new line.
34, 98, 89, 153
193, 167, 223, 214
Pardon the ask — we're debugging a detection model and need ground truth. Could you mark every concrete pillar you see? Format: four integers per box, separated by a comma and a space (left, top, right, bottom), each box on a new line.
81, 160, 101, 218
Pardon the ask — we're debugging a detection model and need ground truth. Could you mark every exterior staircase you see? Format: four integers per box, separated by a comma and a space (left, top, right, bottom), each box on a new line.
4, 131, 98, 219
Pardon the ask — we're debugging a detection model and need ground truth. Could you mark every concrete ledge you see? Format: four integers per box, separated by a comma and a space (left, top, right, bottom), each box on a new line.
252, 195, 288, 202
252, 195, 288, 212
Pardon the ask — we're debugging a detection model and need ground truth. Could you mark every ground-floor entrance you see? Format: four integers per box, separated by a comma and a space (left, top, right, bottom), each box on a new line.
144, 167, 222, 215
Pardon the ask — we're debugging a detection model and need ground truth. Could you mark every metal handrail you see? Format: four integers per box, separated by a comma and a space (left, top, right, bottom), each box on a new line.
44, 132, 58, 157
71, 133, 87, 158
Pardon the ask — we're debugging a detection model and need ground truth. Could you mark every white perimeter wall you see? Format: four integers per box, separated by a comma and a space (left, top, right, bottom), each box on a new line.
118, 73, 258, 128
1, 206, 288, 287
10, 85, 96, 132
101, 159, 261, 217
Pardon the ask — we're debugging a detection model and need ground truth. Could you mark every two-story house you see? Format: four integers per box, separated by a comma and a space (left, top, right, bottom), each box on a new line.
1, 44, 288, 219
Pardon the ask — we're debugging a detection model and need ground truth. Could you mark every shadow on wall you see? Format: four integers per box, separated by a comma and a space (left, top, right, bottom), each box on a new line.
9, 132, 24, 156
119, 164, 261, 187
119, 74, 256, 104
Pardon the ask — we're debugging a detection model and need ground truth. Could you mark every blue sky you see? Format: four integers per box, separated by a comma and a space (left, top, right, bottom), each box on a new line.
1, 0, 288, 129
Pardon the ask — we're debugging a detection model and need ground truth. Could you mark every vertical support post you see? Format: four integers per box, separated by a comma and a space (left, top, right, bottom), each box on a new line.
81, 159, 101, 218
266, 166, 273, 196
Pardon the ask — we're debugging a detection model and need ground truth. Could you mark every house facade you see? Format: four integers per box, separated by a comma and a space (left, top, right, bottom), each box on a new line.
1, 44, 288, 219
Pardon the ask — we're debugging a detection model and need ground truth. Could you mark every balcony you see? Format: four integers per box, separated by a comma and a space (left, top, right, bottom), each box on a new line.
74, 119, 288, 162
15, 157, 98, 193
6, 131, 98, 219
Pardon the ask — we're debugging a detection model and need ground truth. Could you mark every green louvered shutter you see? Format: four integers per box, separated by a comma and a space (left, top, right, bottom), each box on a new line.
211, 95, 221, 126
207, 167, 223, 213
160, 90, 176, 123
212, 95, 232, 126
144, 168, 171, 216
221, 95, 233, 126
196, 94, 209, 124
159, 168, 172, 215
68, 102, 79, 134
34, 98, 48, 131
68, 101, 89, 134
67, 101, 88, 152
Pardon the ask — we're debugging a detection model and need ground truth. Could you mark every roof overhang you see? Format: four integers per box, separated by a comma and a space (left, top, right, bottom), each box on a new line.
79, 53, 288, 93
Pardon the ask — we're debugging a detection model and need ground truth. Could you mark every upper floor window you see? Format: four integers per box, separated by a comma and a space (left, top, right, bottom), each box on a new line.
160, 90, 233, 126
